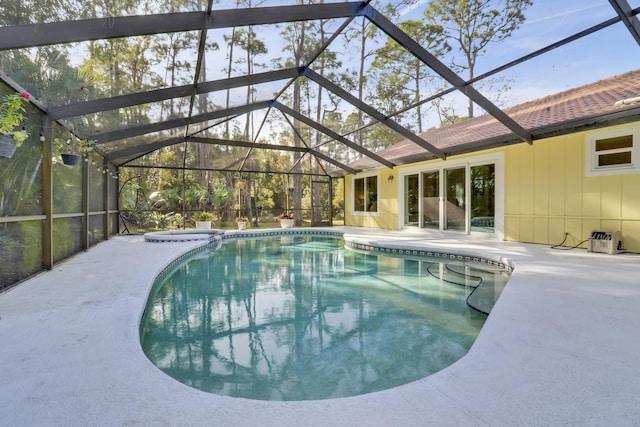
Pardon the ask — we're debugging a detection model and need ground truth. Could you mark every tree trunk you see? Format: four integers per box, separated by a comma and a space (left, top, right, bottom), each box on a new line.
357, 17, 366, 148
313, 19, 328, 224
291, 21, 305, 225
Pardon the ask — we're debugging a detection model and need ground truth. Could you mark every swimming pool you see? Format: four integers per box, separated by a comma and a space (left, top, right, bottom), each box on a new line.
140, 233, 510, 401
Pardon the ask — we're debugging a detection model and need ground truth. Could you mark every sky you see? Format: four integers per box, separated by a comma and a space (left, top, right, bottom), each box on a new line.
101, 1, 640, 103
396, 0, 638, 103
468, 0, 638, 103
310, 0, 629, 130
195, 0, 640, 141
59, 0, 640, 139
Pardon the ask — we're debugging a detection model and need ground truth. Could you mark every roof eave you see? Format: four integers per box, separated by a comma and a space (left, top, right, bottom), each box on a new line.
335, 105, 640, 176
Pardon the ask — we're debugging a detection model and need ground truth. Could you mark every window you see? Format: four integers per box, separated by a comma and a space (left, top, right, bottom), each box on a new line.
470, 164, 495, 232
595, 136, 632, 166
404, 174, 419, 225
353, 175, 378, 213
586, 127, 640, 176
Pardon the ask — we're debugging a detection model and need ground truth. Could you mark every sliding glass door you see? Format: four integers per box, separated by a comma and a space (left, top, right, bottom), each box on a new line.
402, 161, 497, 233
404, 174, 419, 225
421, 171, 439, 229
445, 168, 466, 231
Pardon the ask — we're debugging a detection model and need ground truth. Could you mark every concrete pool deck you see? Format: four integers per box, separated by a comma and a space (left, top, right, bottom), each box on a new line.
1, 227, 639, 426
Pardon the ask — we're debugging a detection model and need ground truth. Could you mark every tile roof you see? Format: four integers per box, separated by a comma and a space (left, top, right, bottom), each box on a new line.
349, 69, 640, 171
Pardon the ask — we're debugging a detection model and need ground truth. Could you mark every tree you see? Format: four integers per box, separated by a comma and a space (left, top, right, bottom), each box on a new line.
343, 16, 382, 148
311, 19, 341, 223
225, 22, 268, 224
372, 19, 448, 133
280, 5, 319, 224
332, 177, 344, 221
0, 0, 75, 26
424, 0, 532, 118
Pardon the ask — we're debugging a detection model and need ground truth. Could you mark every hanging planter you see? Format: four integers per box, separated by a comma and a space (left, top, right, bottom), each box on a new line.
61, 153, 82, 166
0, 92, 30, 159
55, 135, 94, 166
0, 133, 17, 159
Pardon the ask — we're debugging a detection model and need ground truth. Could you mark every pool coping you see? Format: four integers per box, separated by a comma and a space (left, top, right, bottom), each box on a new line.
2, 226, 640, 426
144, 228, 513, 320
144, 229, 224, 242
147, 227, 514, 272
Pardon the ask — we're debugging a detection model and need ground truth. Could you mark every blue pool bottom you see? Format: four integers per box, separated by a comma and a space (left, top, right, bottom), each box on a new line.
140, 232, 511, 400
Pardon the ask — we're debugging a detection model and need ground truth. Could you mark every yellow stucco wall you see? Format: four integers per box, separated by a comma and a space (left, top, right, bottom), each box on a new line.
504, 123, 640, 252
345, 168, 397, 229
345, 122, 640, 252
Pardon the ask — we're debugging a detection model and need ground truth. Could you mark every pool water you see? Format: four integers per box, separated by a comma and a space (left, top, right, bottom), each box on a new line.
140, 236, 509, 401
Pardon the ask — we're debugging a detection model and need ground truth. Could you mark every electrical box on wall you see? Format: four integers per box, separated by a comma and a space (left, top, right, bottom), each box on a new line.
588, 230, 623, 254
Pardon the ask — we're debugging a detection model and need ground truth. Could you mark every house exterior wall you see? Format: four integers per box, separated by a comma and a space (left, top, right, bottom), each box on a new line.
345, 168, 398, 229
505, 122, 640, 252
345, 121, 640, 253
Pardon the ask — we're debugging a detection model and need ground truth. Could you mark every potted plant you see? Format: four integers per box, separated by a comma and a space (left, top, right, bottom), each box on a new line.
0, 92, 30, 159
277, 212, 295, 229
236, 216, 249, 230
192, 211, 214, 230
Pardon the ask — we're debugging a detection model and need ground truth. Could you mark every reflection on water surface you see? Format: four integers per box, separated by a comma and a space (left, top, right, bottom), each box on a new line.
141, 236, 507, 401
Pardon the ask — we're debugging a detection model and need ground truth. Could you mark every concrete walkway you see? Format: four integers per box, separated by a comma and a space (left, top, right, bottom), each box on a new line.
1, 228, 639, 426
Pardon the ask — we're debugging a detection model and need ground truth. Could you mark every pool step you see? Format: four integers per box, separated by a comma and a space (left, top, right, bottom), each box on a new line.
427, 262, 507, 315
426, 262, 482, 288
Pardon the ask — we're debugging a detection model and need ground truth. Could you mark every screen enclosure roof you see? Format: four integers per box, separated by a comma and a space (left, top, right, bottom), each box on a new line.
1, 0, 640, 176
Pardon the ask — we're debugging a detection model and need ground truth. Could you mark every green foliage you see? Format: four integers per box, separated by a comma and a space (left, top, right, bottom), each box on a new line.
332, 178, 345, 211
0, 90, 45, 217
20, 221, 42, 276
0, 220, 42, 288
192, 211, 214, 221
172, 213, 184, 227
210, 182, 230, 210
0, 93, 30, 145
52, 217, 79, 262
151, 211, 174, 229
256, 187, 275, 212
301, 186, 312, 215
53, 136, 94, 156
425, 0, 532, 117
148, 190, 169, 211
184, 185, 207, 208
371, 19, 448, 134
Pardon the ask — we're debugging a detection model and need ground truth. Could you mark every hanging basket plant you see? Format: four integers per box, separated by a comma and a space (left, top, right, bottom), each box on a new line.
55, 135, 93, 166
61, 153, 82, 166
0, 92, 30, 159
0, 133, 18, 159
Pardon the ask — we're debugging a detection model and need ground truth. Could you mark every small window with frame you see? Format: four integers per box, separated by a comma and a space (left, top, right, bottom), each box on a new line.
353, 175, 378, 213
586, 127, 640, 176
